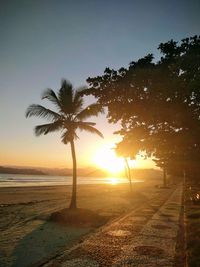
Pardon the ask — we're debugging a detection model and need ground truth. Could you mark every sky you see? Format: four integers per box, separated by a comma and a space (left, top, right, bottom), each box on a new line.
0, 0, 199, 170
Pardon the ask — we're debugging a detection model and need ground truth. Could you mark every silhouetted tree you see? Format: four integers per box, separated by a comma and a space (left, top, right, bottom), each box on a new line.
115, 127, 147, 191
26, 79, 103, 209
82, 36, 200, 182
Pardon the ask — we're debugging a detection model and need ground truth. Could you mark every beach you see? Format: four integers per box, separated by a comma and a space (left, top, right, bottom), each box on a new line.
0, 179, 159, 267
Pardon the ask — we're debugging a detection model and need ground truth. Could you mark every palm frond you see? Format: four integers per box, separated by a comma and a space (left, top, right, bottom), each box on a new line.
81, 121, 96, 126
25, 104, 61, 121
26, 79, 103, 144
61, 130, 79, 144
77, 122, 104, 138
73, 87, 86, 113
34, 121, 63, 136
58, 79, 74, 114
75, 104, 104, 121
41, 88, 61, 110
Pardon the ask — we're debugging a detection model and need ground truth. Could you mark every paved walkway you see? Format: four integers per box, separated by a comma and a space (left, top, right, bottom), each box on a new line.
43, 185, 183, 267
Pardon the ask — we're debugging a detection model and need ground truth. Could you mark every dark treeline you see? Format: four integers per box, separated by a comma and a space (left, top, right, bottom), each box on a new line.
82, 35, 200, 186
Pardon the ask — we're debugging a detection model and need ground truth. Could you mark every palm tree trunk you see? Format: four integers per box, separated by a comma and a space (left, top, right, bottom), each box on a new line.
69, 140, 77, 209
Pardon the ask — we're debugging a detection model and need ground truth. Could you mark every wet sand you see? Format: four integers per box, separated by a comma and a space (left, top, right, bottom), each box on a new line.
0, 181, 158, 267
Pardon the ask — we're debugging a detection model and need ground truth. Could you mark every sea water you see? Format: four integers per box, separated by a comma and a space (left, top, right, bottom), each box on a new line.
0, 173, 142, 187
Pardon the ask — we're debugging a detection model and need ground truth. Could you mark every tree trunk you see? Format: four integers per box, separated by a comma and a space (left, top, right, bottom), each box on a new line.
124, 158, 132, 193
69, 140, 77, 209
163, 167, 167, 187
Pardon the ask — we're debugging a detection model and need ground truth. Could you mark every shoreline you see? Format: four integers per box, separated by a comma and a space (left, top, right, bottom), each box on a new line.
0, 169, 161, 188
0, 175, 132, 188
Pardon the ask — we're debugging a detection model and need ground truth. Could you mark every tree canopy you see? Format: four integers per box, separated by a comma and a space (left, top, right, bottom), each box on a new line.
83, 36, 200, 182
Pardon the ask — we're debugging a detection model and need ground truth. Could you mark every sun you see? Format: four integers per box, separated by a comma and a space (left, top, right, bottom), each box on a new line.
93, 145, 124, 174
108, 177, 120, 184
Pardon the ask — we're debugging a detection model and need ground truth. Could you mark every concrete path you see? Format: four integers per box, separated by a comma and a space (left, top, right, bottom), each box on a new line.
43, 185, 183, 267
112, 185, 183, 267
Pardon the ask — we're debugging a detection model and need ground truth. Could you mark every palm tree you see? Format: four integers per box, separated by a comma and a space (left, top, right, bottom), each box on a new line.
26, 79, 103, 209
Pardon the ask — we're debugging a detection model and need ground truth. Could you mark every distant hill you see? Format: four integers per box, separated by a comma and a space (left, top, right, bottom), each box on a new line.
0, 166, 46, 175
45, 167, 163, 181
0, 165, 162, 179
0, 165, 108, 177
38, 167, 109, 177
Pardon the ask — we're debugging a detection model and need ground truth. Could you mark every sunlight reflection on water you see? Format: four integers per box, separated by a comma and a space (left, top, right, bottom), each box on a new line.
0, 173, 143, 187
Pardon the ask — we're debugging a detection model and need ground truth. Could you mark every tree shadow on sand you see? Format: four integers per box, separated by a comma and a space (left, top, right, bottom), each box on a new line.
10, 220, 91, 267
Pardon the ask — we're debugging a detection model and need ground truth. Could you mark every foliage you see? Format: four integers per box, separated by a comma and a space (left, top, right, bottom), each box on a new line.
83, 36, 200, 181
26, 80, 103, 142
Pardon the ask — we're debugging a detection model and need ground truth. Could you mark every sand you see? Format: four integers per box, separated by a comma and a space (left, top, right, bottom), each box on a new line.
0, 181, 158, 267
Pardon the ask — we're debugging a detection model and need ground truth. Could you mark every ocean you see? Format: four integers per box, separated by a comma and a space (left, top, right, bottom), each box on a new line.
0, 173, 141, 187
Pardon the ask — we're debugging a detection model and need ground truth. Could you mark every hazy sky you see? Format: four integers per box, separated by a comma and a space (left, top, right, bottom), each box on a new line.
0, 0, 199, 169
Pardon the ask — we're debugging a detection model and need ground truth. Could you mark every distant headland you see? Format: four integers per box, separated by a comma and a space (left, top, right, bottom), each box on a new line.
0, 165, 161, 179
0, 166, 46, 175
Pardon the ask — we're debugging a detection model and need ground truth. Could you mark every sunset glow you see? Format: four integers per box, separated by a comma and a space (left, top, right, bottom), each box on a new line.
93, 145, 124, 174
108, 177, 120, 184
